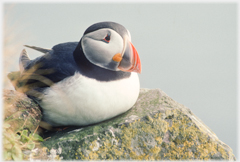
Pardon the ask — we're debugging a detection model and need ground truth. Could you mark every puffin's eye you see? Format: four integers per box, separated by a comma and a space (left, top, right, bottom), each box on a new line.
103, 34, 110, 43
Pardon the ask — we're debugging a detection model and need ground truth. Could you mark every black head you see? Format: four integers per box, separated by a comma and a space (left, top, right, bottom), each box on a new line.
74, 21, 141, 74
83, 21, 129, 39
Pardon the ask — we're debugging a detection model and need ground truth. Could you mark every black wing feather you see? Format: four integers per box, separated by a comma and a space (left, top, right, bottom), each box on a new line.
18, 42, 78, 94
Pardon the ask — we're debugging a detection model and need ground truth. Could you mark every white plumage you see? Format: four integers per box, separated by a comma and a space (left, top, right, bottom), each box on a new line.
39, 72, 140, 126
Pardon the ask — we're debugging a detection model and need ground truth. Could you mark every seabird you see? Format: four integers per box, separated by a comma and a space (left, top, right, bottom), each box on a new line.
11, 21, 141, 127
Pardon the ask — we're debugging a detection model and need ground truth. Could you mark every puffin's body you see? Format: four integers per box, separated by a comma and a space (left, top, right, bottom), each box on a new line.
13, 22, 141, 127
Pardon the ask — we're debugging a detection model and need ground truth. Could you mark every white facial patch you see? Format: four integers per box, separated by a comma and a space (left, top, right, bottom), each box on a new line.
81, 28, 124, 70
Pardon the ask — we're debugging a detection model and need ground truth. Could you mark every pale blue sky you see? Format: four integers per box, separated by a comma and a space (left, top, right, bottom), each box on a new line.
3, 3, 238, 157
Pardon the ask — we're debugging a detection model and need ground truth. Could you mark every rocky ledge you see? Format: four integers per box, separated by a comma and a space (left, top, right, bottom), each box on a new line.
3, 89, 236, 160
42, 88, 236, 160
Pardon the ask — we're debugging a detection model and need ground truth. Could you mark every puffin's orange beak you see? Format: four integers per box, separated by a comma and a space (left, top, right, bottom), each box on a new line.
115, 40, 141, 73
127, 42, 141, 73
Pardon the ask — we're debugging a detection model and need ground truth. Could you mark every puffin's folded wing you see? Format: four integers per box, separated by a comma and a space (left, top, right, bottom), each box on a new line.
18, 50, 76, 92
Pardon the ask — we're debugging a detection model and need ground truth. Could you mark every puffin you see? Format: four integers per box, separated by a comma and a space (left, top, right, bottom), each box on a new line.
11, 21, 141, 127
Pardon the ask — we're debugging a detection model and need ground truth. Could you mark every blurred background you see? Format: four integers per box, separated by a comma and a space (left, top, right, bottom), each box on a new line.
3, 3, 238, 157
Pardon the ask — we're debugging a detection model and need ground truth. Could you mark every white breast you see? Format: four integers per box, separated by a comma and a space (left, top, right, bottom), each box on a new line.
39, 72, 140, 126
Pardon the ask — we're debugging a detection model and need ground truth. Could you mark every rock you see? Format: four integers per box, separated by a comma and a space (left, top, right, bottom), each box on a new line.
3, 90, 63, 161
3, 89, 42, 132
42, 89, 236, 160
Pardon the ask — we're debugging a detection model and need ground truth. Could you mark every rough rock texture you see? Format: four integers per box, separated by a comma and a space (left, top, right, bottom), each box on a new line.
42, 89, 236, 160
3, 89, 42, 132
3, 90, 62, 160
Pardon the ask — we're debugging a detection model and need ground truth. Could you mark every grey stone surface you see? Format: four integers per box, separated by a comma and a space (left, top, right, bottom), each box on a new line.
41, 88, 236, 160
3, 88, 236, 160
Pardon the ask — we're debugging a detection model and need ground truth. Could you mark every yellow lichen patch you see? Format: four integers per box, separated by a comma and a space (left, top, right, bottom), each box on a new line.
165, 109, 174, 118
154, 113, 159, 118
87, 151, 99, 160
158, 108, 232, 160
70, 109, 234, 160
155, 136, 162, 144
78, 112, 168, 160
89, 140, 99, 151
150, 145, 161, 155
218, 146, 228, 159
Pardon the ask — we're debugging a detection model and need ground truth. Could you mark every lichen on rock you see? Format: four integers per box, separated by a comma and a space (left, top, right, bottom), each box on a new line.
42, 89, 236, 160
